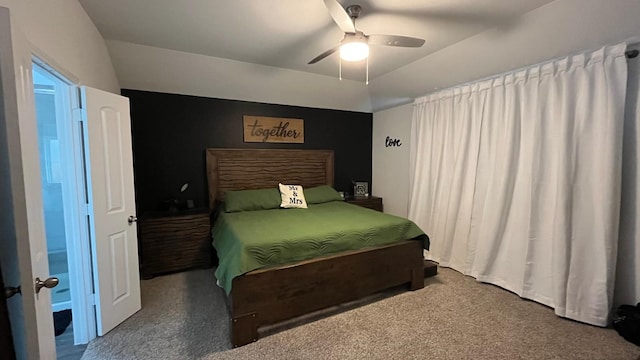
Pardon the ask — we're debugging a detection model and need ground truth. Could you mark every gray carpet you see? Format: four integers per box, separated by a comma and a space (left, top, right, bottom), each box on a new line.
82, 267, 640, 360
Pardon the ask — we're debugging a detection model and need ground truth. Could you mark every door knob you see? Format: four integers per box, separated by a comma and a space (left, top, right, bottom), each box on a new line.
34, 277, 59, 294
128, 215, 138, 225
4, 286, 20, 299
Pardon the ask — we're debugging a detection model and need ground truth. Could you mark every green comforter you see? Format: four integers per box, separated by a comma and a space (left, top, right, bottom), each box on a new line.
212, 201, 429, 294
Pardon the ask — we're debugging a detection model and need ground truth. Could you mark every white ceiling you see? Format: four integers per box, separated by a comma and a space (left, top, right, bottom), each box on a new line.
79, 0, 556, 82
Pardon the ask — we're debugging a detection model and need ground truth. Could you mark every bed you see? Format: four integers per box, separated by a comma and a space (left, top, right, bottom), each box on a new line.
205, 148, 432, 347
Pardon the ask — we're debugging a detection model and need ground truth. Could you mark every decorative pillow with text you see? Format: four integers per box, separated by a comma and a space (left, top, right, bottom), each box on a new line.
278, 183, 308, 209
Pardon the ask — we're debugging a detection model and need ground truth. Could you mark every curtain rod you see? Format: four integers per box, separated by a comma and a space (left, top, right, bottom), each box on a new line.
627, 49, 639, 59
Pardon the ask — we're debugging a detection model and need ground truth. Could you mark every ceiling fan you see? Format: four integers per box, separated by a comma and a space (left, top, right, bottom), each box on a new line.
308, 0, 426, 65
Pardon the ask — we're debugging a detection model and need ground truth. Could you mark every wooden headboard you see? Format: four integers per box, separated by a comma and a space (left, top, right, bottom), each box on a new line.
205, 148, 335, 208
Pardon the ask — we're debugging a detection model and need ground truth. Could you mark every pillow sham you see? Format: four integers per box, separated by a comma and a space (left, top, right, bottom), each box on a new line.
279, 183, 308, 209
304, 185, 344, 204
224, 188, 281, 213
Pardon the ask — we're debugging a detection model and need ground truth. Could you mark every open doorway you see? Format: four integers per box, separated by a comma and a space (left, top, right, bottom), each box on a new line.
33, 65, 70, 312
32, 61, 94, 357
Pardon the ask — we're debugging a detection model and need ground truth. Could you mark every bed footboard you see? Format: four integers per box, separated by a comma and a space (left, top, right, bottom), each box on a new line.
229, 239, 424, 347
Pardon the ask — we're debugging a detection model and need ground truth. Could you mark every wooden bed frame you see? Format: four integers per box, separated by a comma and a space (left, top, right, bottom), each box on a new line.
206, 148, 428, 347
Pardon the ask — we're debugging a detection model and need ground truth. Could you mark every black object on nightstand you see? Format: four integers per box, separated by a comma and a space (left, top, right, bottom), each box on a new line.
138, 208, 213, 279
345, 196, 383, 212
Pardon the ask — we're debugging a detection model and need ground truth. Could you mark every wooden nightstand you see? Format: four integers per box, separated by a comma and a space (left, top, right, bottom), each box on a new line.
346, 196, 383, 212
138, 208, 212, 278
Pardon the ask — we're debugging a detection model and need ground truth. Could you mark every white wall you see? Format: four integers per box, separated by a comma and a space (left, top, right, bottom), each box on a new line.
106, 40, 372, 113
0, 0, 119, 92
371, 103, 412, 217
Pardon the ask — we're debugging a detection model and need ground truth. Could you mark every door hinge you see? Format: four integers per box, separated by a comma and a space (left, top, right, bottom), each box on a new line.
76, 87, 83, 109
72, 108, 85, 123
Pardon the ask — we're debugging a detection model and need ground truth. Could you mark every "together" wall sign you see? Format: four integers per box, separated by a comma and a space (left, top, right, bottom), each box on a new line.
243, 116, 304, 143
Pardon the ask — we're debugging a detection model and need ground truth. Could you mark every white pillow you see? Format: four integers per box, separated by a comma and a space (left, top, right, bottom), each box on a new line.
278, 183, 308, 209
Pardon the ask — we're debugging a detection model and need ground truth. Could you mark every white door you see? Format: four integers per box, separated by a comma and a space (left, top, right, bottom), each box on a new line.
82, 86, 141, 336
0, 7, 56, 359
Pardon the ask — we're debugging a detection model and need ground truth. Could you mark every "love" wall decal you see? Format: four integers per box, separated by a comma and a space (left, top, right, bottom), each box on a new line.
385, 136, 402, 147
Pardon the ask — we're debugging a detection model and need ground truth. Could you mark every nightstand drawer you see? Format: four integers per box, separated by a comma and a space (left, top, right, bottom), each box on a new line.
346, 196, 383, 212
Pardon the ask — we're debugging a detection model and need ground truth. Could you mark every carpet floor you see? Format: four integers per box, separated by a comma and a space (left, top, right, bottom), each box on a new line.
81, 267, 640, 360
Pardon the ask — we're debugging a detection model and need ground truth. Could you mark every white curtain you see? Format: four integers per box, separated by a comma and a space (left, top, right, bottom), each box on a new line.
409, 43, 628, 326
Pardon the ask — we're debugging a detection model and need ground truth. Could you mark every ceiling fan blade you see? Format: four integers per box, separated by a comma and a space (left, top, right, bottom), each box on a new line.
308, 46, 339, 64
323, 0, 356, 33
368, 34, 425, 48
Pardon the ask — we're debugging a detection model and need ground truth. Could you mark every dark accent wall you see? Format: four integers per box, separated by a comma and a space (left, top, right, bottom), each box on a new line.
124, 90, 373, 213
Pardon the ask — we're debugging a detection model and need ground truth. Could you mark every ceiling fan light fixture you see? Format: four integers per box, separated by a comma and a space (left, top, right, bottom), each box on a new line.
340, 41, 369, 62
310, 1, 425, 66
